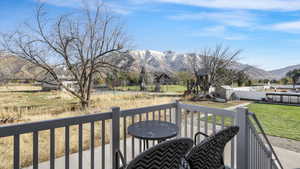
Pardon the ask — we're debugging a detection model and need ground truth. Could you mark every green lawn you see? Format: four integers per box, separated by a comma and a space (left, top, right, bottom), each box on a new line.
183, 100, 249, 109
183, 100, 249, 127
248, 103, 300, 141
116, 85, 186, 93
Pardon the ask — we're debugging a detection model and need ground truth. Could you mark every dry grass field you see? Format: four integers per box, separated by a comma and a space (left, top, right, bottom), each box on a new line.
0, 84, 246, 169
0, 84, 42, 92
0, 84, 179, 169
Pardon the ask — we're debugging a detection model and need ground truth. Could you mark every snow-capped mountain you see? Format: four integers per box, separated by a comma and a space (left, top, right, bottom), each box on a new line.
128, 50, 274, 79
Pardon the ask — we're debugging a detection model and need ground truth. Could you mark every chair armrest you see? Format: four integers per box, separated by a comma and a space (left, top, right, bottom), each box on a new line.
116, 150, 127, 169
194, 131, 209, 145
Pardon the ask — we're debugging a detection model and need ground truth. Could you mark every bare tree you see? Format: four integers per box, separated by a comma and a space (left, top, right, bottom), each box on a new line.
224, 67, 251, 87
234, 70, 250, 87
188, 45, 241, 95
153, 73, 164, 92
139, 66, 147, 91
1, 4, 132, 108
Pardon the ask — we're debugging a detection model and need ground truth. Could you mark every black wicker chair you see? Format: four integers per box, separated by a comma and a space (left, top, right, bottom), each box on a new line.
116, 138, 193, 169
185, 126, 239, 169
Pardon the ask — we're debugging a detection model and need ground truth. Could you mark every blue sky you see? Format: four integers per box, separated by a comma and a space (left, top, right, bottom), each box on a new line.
1, 0, 300, 70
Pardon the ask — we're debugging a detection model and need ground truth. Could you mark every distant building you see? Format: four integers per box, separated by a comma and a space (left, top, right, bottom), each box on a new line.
41, 72, 79, 92
39, 66, 81, 92
157, 73, 173, 84
213, 85, 267, 101
213, 85, 234, 101
41, 79, 78, 92
152, 72, 176, 85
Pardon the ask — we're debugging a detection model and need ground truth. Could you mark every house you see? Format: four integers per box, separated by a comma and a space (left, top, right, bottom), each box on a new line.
39, 66, 80, 92
153, 72, 174, 84
41, 78, 78, 92
213, 85, 234, 101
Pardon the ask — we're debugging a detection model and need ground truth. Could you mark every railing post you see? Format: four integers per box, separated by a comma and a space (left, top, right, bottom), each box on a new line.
175, 100, 182, 137
112, 107, 121, 169
268, 150, 273, 169
235, 107, 249, 169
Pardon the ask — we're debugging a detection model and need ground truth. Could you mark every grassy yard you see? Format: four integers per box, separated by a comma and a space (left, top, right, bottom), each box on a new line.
248, 103, 300, 141
0, 84, 249, 169
183, 100, 249, 109
2, 87, 299, 167
0, 90, 76, 108
0, 84, 246, 123
0, 89, 79, 122
0, 90, 181, 124
0, 85, 181, 169
187, 100, 250, 126
116, 84, 186, 93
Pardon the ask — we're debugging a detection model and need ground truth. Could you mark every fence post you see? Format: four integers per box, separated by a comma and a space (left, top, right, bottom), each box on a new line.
112, 107, 121, 169
235, 107, 249, 169
175, 100, 182, 137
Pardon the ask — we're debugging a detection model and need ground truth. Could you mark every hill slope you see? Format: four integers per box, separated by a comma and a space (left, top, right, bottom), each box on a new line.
0, 53, 42, 80
269, 64, 300, 80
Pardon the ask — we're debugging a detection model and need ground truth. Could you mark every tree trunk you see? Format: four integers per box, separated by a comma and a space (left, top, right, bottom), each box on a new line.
140, 81, 146, 91
237, 80, 243, 87
155, 82, 161, 92
80, 100, 89, 110
293, 79, 296, 89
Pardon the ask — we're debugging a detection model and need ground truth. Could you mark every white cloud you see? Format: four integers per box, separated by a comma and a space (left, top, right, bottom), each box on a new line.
38, 0, 132, 14
224, 34, 248, 40
200, 25, 226, 35
39, 0, 94, 8
191, 25, 248, 40
270, 20, 300, 33
169, 11, 256, 27
136, 0, 300, 11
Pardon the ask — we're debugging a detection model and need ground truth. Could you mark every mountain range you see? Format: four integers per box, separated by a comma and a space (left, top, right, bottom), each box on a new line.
0, 50, 297, 80
128, 50, 286, 80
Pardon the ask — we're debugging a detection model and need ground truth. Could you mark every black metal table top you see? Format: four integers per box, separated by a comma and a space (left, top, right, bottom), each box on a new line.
127, 120, 179, 140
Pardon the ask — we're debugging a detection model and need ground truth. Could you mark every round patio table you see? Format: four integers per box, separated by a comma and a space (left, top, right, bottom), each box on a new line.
127, 120, 179, 150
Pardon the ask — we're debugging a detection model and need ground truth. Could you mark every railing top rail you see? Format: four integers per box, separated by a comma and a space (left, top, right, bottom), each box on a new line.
0, 103, 177, 137
0, 112, 112, 137
178, 103, 235, 117
121, 103, 176, 117
248, 112, 284, 169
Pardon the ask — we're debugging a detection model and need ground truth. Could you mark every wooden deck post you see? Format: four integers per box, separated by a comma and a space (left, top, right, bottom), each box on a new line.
235, 107, 249, 169
112, 107, 121, 169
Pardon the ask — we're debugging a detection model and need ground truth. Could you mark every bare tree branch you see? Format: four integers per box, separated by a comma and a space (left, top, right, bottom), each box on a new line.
0, 3, 131, 108
188, 44, 241, 94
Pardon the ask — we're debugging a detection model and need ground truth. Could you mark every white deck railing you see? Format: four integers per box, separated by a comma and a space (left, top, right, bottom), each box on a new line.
0, 101, 283, 169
